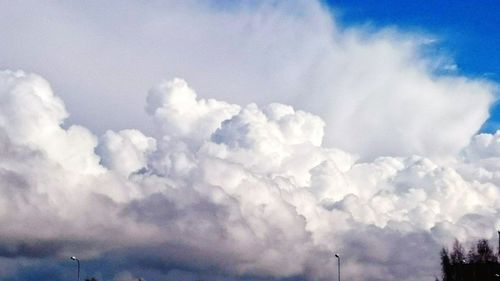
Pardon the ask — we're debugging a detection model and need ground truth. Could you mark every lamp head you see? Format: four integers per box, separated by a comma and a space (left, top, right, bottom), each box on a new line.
70, 256, 77, 260
335, 254, 339, 258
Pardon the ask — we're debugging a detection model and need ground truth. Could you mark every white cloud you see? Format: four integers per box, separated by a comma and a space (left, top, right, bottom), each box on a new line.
0, 1, 499, 281
0, 0, 495, 160
97, 129, 157, 177
0, 71, 498, 280
146, 78, 240, 144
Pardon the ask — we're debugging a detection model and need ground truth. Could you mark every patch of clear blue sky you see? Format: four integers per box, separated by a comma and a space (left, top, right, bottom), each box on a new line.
322, 0, 500, 133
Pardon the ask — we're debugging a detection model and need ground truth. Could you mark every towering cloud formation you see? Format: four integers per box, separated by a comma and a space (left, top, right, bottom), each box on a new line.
0, 70, 498, 281
0, 0, 495, 160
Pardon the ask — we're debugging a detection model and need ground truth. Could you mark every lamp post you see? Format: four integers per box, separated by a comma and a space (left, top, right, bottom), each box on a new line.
497, 231, 500, 258
334, 253, 340, 281
70, 256, 80, 281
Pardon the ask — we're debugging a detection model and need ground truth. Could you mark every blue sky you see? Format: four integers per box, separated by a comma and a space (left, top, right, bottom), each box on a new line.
324, 0, 500, 132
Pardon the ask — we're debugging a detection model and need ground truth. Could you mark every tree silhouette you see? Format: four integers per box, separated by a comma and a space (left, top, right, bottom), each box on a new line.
476, 239, 498, 263
450, 239, 466, 265
441, 247, 452, 281
440, 238, 500, 281
466, 239, 497, 263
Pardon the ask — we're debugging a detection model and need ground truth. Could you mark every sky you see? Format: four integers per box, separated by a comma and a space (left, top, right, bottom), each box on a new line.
0, 1, 499, 281
324, 0, 500, 132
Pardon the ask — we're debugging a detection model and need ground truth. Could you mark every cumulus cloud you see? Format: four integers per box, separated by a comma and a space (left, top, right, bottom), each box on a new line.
0, 0, 496, 160
1, 1, 499, 281
97, 129, 156, 177
0, 69, 499, 281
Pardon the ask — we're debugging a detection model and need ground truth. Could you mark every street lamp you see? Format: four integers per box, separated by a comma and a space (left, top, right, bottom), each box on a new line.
70, 256, 80, 281
334, 253, 340, 281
